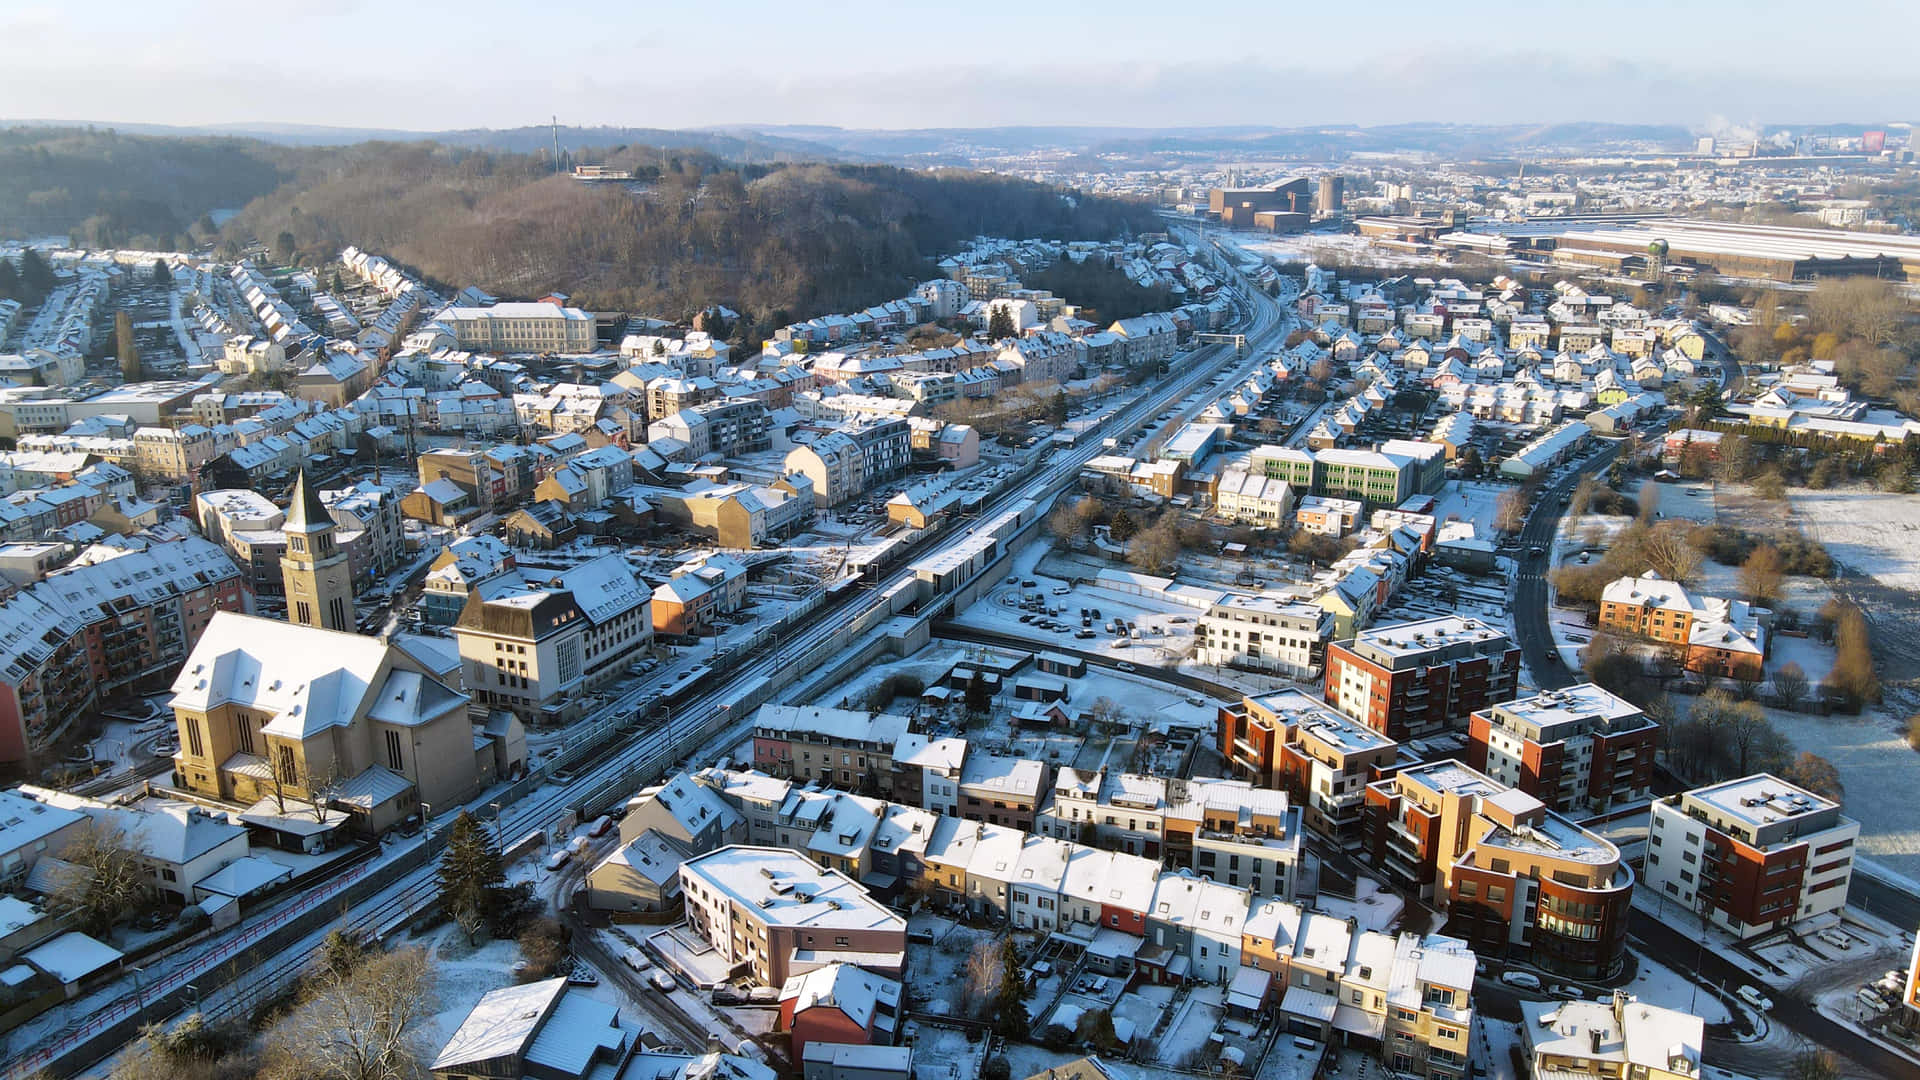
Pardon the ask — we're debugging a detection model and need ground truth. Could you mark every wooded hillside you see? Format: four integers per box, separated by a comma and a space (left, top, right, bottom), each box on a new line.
223, 143, 1156, 323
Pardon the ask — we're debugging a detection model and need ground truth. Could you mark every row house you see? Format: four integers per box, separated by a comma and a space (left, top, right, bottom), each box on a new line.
752, 706, 912, 794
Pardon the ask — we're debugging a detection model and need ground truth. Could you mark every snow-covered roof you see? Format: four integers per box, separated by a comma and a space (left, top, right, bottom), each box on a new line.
778, 961, 900, 1032
24, 930, 121, 984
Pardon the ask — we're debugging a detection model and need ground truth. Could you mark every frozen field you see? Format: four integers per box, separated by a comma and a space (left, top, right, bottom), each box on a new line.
1791, 488, 1920, 688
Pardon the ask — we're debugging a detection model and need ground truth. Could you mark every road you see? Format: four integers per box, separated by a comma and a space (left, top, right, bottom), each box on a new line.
1630, 910, 1920, 1079
1510, 440, 1625, 690
28, 249, 1295, 1079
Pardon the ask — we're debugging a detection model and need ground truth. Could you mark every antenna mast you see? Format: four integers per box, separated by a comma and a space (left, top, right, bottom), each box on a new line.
551, 115, 561, 174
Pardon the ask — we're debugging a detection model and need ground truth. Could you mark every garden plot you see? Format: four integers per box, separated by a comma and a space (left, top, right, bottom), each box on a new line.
902, 916, 1003, 1020
903, 1021, 988, 1080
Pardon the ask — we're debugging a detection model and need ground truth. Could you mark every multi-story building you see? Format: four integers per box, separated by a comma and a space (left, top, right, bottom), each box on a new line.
133, 424, 221, 481
170, 612, 514, 839
1468, 684, 1658, 816
1597, 572, 1770, 682
434, 302, 597, 354
783, 418, 913, 507
452, 554, 654, 726
1313, 448, 1415, 506
1217, 690, 1399, 844
1644, 774, 1858, 940
1365, 760, 1633, 978
647, 400, 772, 458
0, 538, 246, 764
751, 705, 911, 793
650, 553, 749, 636
322, 481, 406, 578
678, 845, 907, 987
1171, 779, 1303, 901
1142, 874, 1249, 985
1521, 995, 1704, 1080
1212, 470, 1294, 526
1325, 617, 1520, 741
1195, 593, 1334, 678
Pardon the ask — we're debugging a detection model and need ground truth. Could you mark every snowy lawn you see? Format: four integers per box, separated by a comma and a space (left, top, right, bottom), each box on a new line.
1791, 489, 1920, 593
1763, 707, 1920, 880
1623, 948, 1732, 1025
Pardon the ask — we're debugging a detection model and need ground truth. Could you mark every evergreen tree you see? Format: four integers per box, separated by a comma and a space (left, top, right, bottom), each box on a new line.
18, 248, 54, 294
149, 259, 169, 287
987, 306, 1016, 341
991, 936, 1029, 1037
439, 810, 504, 943
1049, 390, 1069, 425
1110, 509, 1138, 543
964, 671, 992, 717
0, 260, 17, 302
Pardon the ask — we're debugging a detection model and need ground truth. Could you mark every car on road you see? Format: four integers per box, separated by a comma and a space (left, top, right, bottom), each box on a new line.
1116, 661, 1137, 672
650, 970, 677, 992
622, 947, 652, 973
545, 849, 571, 871
1735, 985, 1773, 1011
1500, 971, 1542, 992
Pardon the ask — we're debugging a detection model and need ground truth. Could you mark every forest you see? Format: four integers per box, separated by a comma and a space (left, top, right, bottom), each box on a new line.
0, 128, 1158, 330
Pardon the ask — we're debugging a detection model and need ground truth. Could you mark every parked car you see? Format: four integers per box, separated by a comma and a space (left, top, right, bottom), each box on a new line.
622, 948, 652, 973
1116, 661, 1137, 673
1735, 985, 1773, 1011
1500, 971, 1542, 992
545, 849, 572, 872
589, 815, 615, 838
650, 970, 677, 992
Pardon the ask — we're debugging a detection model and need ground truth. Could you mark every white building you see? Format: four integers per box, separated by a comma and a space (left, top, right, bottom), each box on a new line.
1644, 774, 1857, 939
1195, 593, 1334, 677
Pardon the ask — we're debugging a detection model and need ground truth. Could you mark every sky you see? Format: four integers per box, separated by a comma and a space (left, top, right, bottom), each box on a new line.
2, 0, 1916, 134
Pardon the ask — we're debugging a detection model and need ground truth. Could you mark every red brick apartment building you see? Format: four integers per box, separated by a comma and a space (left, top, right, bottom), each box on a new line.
1325, 617, 1520, 741
1466, 683, 1658, 817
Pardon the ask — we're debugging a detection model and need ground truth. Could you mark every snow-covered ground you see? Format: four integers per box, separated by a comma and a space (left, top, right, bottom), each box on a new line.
1622, 948, 1733, 1025
1792, 489, 1920, 594
1429, 480, 1510, 538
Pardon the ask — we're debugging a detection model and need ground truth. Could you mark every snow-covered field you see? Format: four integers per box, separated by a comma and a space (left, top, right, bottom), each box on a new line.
1793, 489, 1920, 594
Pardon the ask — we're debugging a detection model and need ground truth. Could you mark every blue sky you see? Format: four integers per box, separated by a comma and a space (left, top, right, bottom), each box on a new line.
2, 0, 1913, 131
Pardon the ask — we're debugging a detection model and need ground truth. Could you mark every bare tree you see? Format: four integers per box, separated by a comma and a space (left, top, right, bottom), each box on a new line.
1494, 489, 1529, 535
1642, 521, 1703, 585
1636, 482, 1660, 525
1772, 662, 1809, 712
48, 821, 151, 938
961, 937, 1005, 1019
261, 946, 437, 1080
1783, 752, 1843, 800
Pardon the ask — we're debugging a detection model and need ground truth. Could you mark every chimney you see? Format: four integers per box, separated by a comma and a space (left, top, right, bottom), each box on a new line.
1589, 1028, 1602, 1055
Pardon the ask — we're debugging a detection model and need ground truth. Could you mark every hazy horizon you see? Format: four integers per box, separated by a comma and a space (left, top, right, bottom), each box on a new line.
3, 0, 1915, 135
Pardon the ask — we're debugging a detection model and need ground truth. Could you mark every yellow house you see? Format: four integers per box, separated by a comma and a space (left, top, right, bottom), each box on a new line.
169, 612, 511, 842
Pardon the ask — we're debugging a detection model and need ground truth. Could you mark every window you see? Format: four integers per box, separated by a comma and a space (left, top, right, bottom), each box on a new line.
186, 719, 204, 758
278, 745, 298, 784
386, 729, 405, 771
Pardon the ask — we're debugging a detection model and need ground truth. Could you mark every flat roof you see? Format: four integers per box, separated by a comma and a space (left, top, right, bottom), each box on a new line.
1352, 615, 1508, 660
1486, 683, 1650, 740
1683, 774, 1838, 829
681, 845, 903, 934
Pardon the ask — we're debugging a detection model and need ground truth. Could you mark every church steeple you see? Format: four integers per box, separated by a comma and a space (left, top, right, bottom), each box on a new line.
280, 469, 353, 632
285, 468, 334, 535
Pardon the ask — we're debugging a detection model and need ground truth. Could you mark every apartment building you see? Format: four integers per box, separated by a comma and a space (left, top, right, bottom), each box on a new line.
650, 552, 749, 636
1467, 684, 1658, 816
890, 733, 966, 818
1172, 779, 1304, 901
0, 538, 247, 764
1365, 761, 1632, 978
751, 706, 911, 793
1195, 593, 1334, 678
1143, 874, 1249, 985
1597, 572, 1770, 682
1644, 774, 1857, 940
1325, 617, 1520, 741
435, 302, 596, 354
133, 425, 222, 481
1295, 495, 1364, 536
678, 845, 907, 988
1217, 690, 1399, 845
783, 418, 913, 507
452, 554, 654, 726
647, 399, 773, 458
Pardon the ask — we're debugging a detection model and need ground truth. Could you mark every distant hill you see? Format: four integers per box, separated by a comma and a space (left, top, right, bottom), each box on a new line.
220, 144, 1157, 327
